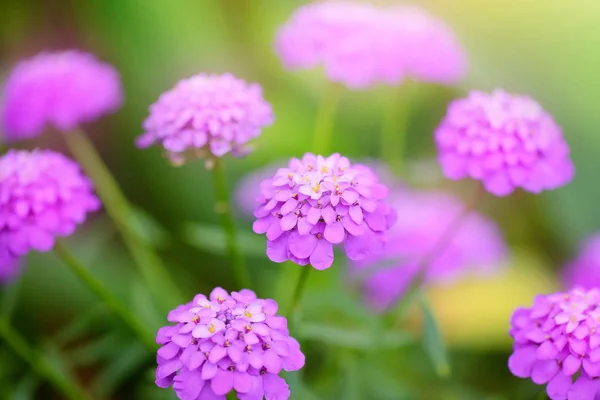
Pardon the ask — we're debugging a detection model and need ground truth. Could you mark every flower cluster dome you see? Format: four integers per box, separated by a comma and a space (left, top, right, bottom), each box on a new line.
563, 235, 600, 291
253, 153, 396, 270
509, 287, 600, 400
156, 288, 304, 400
435, 90, 574, 196
1, 50, 123, 140
0, 149, 100, 258
137, 73, 274, 165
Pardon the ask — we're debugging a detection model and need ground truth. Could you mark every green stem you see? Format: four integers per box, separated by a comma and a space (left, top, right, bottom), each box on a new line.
380, 82, 412, 177
63, 129, 183, 311
287, 267, 311, 318
387, 185, 486, 312
212, 158, 251, 289
312, 83, 341, 155
0, 315, 89, 400
54, 241, 156, 351
1, 277, 22, 321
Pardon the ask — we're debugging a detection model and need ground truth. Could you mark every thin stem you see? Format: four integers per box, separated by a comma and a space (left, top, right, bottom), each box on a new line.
54, 241, 156, 351
312, 83, 341, 155
386, 185, 487, 311
63, 129, 183, 311
1, 278, 22, 321
212, 158, 251, 289
287, 267, 311, 318
0, 315, 89, 400
380, 82, 413, 177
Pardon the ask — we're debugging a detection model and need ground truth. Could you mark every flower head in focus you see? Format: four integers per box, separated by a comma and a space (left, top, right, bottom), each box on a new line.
509, 287, 600, 399
252, 153, 396, 270
0, 150, 100, 259
156, 287, 305, 400
275, 2, 465, 88
350, 189, 506, 311
1, 50, 123, 140
563, 235, 600, 291
435, 90, 574, 196
136, 73, 274, 166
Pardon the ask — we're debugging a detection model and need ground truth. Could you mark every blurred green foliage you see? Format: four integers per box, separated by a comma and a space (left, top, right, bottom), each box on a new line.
1, 0, 599, 399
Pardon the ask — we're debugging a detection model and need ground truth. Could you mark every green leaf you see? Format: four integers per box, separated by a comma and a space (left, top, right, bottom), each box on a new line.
296, 322, 413, 350
12, 373, 40, 400
48, 305, 107, 347
91, 341, 149, 396
130, 278, 163, 333
127, 207, 171, 249
419, 294, 450, 378
182, 223, 266, 257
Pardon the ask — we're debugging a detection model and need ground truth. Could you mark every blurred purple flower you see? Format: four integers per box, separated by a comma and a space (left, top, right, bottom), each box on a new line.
0, 252, 22, 284
435, 90, 574, 196
350, 189, 506, 311
137, 73, 274, 166
252, 153, 396, 270
0, 150, 100, 259
275, 2, 465, 89
1, 50, 123, 140
156, 287, 304, 400
563, 235, 600, 290
508, 287, 600, 400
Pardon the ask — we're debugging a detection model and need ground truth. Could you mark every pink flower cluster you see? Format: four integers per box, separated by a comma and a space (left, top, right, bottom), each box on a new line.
252, 153, 396, 270
509, 288, 600, 400
156, 288, 304, 400
1, 50, 123, 140
435, 90, 574, 196
275, 2, 465, 88
0, 150, 100, 260
351, 189, 506, 311
137, 73, 274, 165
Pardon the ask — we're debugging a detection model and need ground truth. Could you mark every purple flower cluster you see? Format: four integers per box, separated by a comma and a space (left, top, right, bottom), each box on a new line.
509, 288, 600, 400
156, 288, 305, 400
350, 189, 506, 311
1, 50, 123, 140
0, 150, 100, 260
563, 235, 600, 291
252, 153, 396, 270
275, 2, 465, 89
137, 73, 274, 165
435, 90, 574, 196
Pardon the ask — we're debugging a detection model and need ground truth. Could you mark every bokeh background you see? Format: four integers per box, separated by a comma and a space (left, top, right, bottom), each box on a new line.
1, 0, 599, 399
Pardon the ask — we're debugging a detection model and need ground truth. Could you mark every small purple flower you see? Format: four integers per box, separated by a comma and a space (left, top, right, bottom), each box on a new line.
275, 2, 465, 89
1, 50, 123, 140
563, 235, 600, 291
509, 287, 600, 400
350, 189, 506, 311
435, 90, 574, 196
156, 288, 304, 400
0, 150, 100, 259
136, 73, 274, 166
252, 153, 396, 270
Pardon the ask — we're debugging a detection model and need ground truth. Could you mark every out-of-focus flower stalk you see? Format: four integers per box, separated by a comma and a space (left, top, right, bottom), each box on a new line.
287, 266, 311, 320
54, 241, 156, 350
63, 129, 184, 311
381, 83, 413, 177
0, 315, 91, 400
313, 83, 341, 155
212, 158, 251, 289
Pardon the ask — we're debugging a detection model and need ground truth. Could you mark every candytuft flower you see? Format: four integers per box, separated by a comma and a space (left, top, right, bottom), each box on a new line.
0, 150, 100, 258
563, 235, 600, 291
509, 287, 600, 400
252, 153, 396, 270
350, 189, 506, 310
1, 50, 123, 140
136, 73, 274, 166
156, 288, 305, 400
275, 2, 465, 88
435, 90, 574, 196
